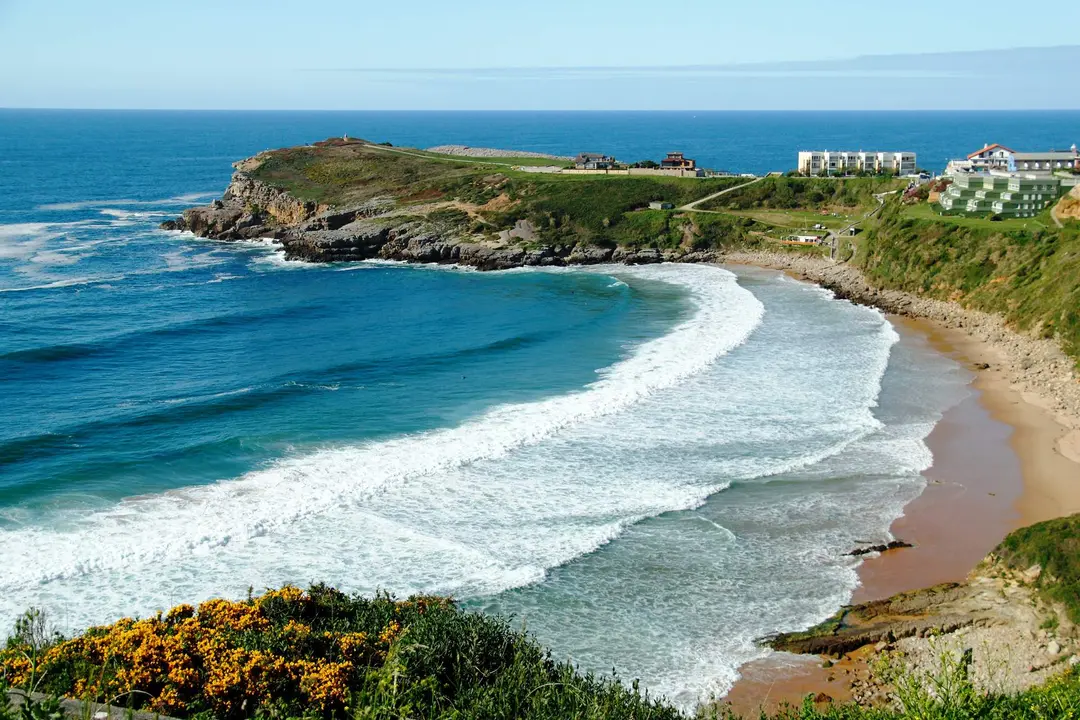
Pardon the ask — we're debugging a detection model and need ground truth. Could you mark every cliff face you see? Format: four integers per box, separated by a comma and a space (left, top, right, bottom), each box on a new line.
163, 172, 318, 241
162, 169, 707, 270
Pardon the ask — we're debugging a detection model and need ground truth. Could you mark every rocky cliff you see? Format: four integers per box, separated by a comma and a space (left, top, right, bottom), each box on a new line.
162, 167, 701, 270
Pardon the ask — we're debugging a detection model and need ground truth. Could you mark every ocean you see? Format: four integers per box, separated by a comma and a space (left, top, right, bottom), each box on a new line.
0, 109, 1064, 708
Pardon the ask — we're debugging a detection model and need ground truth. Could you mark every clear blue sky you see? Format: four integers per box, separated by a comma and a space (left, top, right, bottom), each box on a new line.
2, 0, 1078, 109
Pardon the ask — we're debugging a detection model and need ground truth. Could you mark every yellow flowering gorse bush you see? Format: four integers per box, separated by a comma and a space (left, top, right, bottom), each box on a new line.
1, 586, 424, 719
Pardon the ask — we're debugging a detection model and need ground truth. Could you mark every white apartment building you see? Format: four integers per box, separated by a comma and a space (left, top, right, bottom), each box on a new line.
798, 150, 917, 176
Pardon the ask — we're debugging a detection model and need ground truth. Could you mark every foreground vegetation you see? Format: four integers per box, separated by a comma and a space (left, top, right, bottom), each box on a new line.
1, 586, 680, 720
4, 510, 1080, 720
4, 586, 1079, 720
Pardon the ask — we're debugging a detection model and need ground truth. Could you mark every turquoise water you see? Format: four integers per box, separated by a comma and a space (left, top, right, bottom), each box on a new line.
0, 111, 991, 708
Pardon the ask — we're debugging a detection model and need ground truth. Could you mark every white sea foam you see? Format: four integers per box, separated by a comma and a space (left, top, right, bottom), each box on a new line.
99, 209, 178, 220
0, 276, 124, 293
159, 387, 256, 406
37, 193, 218, 212
206, 273, 241, 284
251, 249, 314, 270
0, 264, 762, 624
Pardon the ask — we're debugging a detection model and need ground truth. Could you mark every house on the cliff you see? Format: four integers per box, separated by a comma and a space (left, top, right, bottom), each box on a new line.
660, 152, 696, 170
574, 153, 617, 170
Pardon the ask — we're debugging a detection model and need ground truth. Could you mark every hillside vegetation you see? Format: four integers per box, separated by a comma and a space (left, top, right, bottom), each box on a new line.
855, 202, 1080, 364
245, 141, 751, 250
698, 177, 903, 212
994, 514, 1080, 623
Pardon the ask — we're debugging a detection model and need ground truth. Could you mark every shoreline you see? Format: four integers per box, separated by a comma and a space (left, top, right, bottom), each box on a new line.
719, 261, 1080, 716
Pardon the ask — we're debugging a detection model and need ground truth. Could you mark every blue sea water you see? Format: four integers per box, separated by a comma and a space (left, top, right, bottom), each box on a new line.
0, 109, 1053, 707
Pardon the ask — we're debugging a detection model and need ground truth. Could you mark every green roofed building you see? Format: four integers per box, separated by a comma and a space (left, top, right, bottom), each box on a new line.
938, 174, 1060, 217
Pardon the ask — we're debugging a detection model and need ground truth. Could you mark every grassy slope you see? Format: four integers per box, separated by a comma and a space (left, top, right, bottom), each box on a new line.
994, 514, 1080, 623
246, 142, 753, 250
698, 177, 904, 213
856, 200, 1080, 364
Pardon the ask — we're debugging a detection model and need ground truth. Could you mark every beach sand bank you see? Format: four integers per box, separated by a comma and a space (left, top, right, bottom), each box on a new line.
719, 313, 1080, 717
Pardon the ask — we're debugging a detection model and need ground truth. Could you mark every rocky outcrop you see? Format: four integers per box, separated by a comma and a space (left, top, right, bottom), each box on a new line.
766, 583, 974, 657
160, 171, 319, 241
1055, 185, 1080, 222
766, 560, 1078, 705
161, 174, 710, 269
845, 540, 913, 557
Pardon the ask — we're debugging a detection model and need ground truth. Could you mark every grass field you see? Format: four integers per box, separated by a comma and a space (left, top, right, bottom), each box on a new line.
699, 176, 903, 213
404, 149, 574, 168
728, 208, 856, 230
904, 200, 1054, 232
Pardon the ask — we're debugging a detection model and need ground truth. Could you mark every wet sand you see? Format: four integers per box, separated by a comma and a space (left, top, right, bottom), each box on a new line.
719, 316, 1080, 717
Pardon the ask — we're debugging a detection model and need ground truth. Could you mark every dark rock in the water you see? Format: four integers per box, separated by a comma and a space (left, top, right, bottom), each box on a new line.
159, 218, 186, 231
846, 540, 913, 557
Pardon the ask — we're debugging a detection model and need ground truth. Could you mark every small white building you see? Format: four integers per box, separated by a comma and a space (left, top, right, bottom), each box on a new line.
965, 143, 1016, 171
798, 150, 917, 176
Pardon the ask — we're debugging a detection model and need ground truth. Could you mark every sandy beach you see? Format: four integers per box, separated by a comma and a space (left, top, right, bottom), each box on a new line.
720, 310, 1080, 717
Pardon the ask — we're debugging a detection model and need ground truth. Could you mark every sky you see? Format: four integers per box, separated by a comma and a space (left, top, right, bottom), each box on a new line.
1, 0, 1079, 110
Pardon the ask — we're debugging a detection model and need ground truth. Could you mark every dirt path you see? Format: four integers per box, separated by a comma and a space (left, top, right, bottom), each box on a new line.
679, 176, 765, 212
